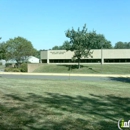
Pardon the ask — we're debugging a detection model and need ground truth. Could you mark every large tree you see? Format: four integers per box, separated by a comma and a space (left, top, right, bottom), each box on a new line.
114, 41, 126, 49
0, 42, 6, 60
126, 42, 130, 48
65, 24, 96, 69
0, 38, 6, 60
52, 46, 60, 50
52, 34, 112, 50
5, 36, 36, 63
52, 41, 71, 50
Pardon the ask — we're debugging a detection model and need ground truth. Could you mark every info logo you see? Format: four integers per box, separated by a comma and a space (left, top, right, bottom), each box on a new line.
118, 119, 130, 130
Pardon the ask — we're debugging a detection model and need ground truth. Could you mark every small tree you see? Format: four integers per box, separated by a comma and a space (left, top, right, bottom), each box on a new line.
65, 24, 95, 69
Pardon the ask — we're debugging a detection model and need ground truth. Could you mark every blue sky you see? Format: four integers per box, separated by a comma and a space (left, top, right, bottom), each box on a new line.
0, 0, 130, 50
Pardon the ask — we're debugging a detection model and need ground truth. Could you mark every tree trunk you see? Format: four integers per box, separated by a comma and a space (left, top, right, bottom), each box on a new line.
78, 58, 80, 69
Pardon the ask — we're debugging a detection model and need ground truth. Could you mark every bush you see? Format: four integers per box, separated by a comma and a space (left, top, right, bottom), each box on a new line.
4, 63, 28, 72
4, 67, 21, 72
12, 68, 21, 72
20, 63, 27, 72
5, 63, 13, 67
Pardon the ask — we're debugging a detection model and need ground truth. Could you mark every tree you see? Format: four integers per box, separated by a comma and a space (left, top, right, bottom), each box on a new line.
5, 36, 36, 64
114, 41, 126, 49
52, 33, 112, 51
126, 42, 130, 48
61, 40, 71, 50
34, 49, 40, 59
90, 34, 112, 49
0, 38, 6, 60
65, 24, 95, 69
0, 42, 6, 60
93, 34, 111, 49
52, 41, 71, 50
52, 46, 60, 50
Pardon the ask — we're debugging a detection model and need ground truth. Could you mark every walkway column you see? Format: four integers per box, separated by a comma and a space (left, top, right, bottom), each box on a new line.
47, 50, 49, 64
101, 48, 104, 64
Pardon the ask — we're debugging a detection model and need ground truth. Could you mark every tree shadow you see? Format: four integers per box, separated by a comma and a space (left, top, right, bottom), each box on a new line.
109, 77, 130, 83
0, 92, 130, 129
57, 64, 85, 71
57, 65, 99, 73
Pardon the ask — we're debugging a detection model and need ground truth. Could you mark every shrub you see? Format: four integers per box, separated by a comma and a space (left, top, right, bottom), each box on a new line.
12, 68, 21, 72
20, 63, 27, 72
5, 63, 13, 67
4, 68, 10, 72
4, 67, 20, 72
5, 63, 28, 72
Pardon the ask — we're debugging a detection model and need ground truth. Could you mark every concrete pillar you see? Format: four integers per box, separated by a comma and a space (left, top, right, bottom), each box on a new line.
47, 50, 49, 64
101, 48, 104, 64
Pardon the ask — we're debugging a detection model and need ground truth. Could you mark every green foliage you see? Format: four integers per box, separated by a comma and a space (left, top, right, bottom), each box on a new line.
4, 67, 21, 72
5, 63, 13, 67
0, 62, 2, 65
52, 34, 112, 50
5, 63, 27, 72
0, 42, 6, 59
114, 41, 130, 49
5, 36, 36, 63
52, 41, 71, 50
33, 49, 40, 59
61, 40, 71, 50
90, 34, 112, 49
20, 63, 27, 72
52, 45, 60, 50
126, 42, 130, 48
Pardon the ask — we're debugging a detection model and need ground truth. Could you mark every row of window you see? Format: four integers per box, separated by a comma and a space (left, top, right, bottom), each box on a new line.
42, 59, 130, 63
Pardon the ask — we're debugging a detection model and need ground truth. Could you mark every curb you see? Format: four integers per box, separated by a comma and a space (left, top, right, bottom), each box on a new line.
0, 72, 130, 78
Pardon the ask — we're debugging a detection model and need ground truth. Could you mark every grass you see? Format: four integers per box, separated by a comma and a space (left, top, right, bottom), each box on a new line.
0, 77, 130, 130
33, 64, 130, 74
0, 65, 5, 70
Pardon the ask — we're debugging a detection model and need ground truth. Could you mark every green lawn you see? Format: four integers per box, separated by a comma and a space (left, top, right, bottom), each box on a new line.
0, 65, 5, 70
0, 78, 130, 130
33, 64, 130, 74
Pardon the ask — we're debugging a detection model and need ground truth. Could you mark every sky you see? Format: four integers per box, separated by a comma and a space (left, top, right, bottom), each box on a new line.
0, 0, 130, 50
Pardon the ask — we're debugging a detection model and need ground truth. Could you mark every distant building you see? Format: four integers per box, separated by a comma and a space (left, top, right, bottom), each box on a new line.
40, 49, 130, 64
0, 56, 39, 65
6, 59, 17, 64
27, 56, 40, 63
0, 59, 6, 65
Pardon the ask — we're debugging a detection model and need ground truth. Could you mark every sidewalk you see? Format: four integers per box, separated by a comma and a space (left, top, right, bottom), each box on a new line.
0, 72, 130, 78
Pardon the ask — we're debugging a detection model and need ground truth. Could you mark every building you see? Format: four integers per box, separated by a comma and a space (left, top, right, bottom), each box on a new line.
40, 49, 130, 64
0, 59, 6, 65
0, 56, 39, 65
27, 56, 40, 63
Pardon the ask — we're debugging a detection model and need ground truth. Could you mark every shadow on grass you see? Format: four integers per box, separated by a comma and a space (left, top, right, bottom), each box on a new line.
57, 65, 99, 73
0, 92, 130, 129
57, 65, 85, 70
109, 77, 130, 83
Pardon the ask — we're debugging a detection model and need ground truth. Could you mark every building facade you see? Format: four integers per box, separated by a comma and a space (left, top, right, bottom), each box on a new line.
40, 49, 130, 64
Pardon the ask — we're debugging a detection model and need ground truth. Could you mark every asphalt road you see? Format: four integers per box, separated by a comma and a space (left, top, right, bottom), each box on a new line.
0, 74, 130, 82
